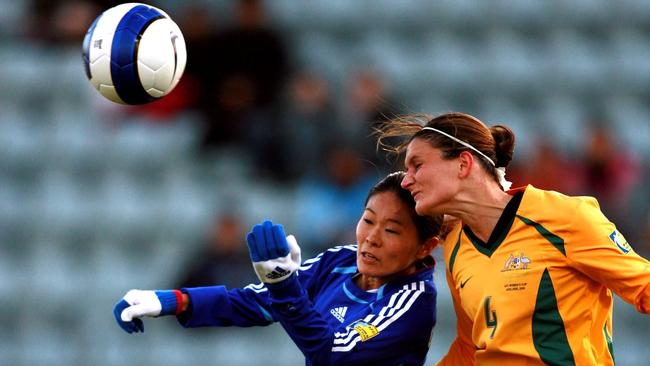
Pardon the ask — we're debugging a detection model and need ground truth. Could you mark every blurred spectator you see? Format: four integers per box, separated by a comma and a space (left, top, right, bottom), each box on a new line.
280, 71, 339, 180
27, 0, 105, 44
292, 145, 379, 256
517, 139, 582, 194
643, 214, 650, 257
572, 121, 642, 249
177, 212, 258, 289
191, 0, 292, 181
338, 69, 401, 173
580, 122, 641, 211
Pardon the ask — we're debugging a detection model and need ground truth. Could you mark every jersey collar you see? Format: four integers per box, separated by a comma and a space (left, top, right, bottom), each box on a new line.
463, 189, 525, 257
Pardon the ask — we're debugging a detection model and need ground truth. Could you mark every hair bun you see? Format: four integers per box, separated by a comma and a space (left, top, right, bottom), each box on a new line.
490, 125, 515, 168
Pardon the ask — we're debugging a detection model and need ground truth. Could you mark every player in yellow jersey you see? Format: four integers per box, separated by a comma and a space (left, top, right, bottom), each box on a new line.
377, 112, 650, 365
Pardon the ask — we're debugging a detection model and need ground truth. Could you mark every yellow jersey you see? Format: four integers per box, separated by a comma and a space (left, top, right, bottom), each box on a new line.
438, 185, 650, 366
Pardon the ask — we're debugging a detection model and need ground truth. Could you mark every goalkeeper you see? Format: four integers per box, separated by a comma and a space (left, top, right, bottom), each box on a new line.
113, 172, 444, 366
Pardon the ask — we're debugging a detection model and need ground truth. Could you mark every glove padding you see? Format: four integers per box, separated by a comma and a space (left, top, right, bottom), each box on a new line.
113, 289, 180, 334
246, 220, 301, 284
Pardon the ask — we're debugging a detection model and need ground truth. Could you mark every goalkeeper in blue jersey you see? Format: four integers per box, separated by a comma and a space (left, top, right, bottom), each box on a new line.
113, 172, 444, 366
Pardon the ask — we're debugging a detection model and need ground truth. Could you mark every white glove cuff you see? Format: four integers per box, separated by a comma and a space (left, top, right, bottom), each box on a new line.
253, 235, 301, 284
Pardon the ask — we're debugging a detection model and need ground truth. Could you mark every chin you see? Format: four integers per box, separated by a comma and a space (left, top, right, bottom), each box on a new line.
415, 200, 431, 216
416, 198, 444, 216
357, 263, 377, 277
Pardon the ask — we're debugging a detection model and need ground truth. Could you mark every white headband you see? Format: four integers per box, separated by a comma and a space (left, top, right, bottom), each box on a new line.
420, 126, 512, 191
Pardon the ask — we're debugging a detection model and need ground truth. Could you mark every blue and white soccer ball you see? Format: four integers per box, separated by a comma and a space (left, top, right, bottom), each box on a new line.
82, 3, 187, 105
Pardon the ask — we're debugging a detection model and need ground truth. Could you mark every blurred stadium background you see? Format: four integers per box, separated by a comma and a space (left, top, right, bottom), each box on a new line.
1, 0, 649, 365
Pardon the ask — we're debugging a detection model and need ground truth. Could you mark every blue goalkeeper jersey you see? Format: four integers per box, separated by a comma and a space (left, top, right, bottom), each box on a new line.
178, 244, 437, 366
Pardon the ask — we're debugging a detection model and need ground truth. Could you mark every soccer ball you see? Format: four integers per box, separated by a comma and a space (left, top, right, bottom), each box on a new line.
82, 3, 187, 105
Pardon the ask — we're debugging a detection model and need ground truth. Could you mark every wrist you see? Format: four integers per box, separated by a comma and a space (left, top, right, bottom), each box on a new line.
155, 290, 183, 316
266, 274, 302, 299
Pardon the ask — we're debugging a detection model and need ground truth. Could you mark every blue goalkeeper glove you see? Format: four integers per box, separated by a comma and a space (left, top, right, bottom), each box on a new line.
246, 220, 301, 284
113, 289, 182, 334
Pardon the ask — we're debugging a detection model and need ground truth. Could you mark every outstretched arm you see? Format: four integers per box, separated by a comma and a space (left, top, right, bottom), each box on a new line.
113, 283, 278, 333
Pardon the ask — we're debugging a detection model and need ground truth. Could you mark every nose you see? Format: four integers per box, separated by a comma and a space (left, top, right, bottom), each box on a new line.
365, 227, 381, 247
401, 171, 414, 189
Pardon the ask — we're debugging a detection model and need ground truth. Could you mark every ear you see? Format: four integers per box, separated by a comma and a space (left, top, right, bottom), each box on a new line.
416, 236, 440, 260
457, 151, 474, 179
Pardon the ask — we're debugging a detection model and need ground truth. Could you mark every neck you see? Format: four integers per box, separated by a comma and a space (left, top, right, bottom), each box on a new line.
356, 265, 416, 290
356, 275, 382, 290
445, 185, 512, 242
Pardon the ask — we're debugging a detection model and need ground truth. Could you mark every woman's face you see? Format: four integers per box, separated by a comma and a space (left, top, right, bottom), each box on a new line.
356, 191, 426, 284
402, 138, 459, 215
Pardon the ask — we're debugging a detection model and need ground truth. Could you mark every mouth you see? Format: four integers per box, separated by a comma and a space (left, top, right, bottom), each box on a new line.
360, 251, 379, 264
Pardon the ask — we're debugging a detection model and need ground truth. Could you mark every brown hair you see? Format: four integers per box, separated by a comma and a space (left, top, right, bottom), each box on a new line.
376, 112, 516, 182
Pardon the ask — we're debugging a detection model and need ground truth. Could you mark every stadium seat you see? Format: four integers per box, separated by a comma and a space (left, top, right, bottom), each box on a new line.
538, 94, 589, 153
483, 0, 551, 27
546, 29, 611, 93
610, 30, 650, 93
0, 110, 50, 173
481, 30, 546, 95
605, 96, 650, 156
549, 0, 613, 25
422, 31, 485, 93
478, 96, 537, 159
0, 0, 27, 36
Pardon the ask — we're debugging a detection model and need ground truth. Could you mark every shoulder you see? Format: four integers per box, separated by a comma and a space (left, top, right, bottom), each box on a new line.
372, 277, 437, 327
516, 185, 617, 248
300, 244, 358, 272
515, 185, 601, 229
386, 272, 438, 300
442, 225, 462, 255
519, 185, 593, 216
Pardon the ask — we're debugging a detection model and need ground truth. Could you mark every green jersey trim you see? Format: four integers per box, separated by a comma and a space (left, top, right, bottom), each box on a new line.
604, 322, 615, 364
448, 234, 462, 274
516, 215, 566, 256
465, 214, 515, 257
532, 269, 575, 366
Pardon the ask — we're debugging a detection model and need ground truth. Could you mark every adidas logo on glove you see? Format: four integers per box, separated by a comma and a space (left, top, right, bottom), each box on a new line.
247, 221, 302, 284
265, 266, 292, 280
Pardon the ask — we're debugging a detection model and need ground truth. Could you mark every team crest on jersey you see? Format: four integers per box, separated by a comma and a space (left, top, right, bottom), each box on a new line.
609, 230, 631, 254
501, 252, 531, 272
351, 320, 379, 341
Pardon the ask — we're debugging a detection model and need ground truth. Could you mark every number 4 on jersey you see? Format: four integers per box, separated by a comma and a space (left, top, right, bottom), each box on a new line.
484, 296, 497, 339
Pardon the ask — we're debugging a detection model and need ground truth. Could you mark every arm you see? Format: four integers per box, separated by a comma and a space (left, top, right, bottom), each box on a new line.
436, 269, 476, 365
113, 283, 277, 333
113, 221, 333, 333
177, 284, 275, 328
568, 199, 650, 313
114, 243, 329, 332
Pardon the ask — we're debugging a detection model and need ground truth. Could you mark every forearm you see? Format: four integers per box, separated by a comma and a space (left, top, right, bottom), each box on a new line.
178, 285, 274, 328
267, 275, 334, 364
